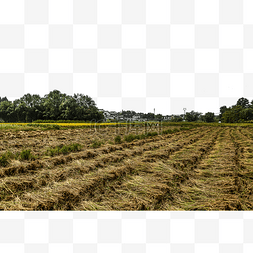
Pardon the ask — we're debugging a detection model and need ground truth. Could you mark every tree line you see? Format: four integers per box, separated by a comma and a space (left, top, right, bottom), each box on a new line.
0, 90, 104, 122
0, 92, 252, 124
169, 97, 253, 123
169, 111, 217, 123
220, 97, 253, 123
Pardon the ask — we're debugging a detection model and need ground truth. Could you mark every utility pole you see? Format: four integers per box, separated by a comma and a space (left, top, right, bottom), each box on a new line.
183, 108, 186, 121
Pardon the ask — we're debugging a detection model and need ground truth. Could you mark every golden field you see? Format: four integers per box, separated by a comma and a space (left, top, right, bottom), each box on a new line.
0, 123, 253, 210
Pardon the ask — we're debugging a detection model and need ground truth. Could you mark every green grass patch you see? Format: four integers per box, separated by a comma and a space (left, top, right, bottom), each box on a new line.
45, 143, 82, 156
0, 153, 9, 167
19, 149, 37, 161
27, 123, 61, 130
91, 139, 104, 148
146, 131, 158, 137
0, 151, 22, 166
162, 128, 179, 134
124, 134, 136, 142
114, 135, 122, 144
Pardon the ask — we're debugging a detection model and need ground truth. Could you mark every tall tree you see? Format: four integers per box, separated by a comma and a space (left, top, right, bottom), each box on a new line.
204, 112, 215, 122
0, 96, 8, 103
0, 101, 16, 122
43, 90, 68, 120
219, 106, 227, 121
237, 97, 249, 108
185, 111, 202, 122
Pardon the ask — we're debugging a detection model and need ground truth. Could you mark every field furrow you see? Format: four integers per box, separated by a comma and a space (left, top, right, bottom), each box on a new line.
72, 128, 221, 210
177, 128, 253, 210
0, 125, 184, 156
0, 127, 214, 210
1, 124, 253, 210
0, 127, 203, 179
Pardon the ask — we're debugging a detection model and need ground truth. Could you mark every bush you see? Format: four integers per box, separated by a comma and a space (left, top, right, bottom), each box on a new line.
114, 135, 121, 144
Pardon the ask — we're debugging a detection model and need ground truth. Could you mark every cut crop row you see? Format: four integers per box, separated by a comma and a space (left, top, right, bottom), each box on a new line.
179, 128, 252, 210
0, 128, 214, 210
0, 126, 204, 179
74, 128, 221, 210
0, 127, 209, 206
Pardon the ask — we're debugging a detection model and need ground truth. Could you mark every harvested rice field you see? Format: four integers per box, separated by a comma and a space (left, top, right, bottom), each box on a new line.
1, 123, 253, 210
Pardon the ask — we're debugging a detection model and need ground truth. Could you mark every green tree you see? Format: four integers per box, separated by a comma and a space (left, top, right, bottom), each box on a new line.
170, 115, 183, 122
0, 90, 103, 122
30, 94, 44, 121
222, 105, 244, 123
237, 97, 249, 109
204, 112, 215, 123
0, 101, 16, 122
219, 106, 227, 121
59, 96, 77, 120
0, 97, 8, 103
185, 111, 201, 122
43, 90, 68, 120
155, 114, 163, 121
242, 107, 253, 121
15, 101, 29, 122
146, 113, 155, 120
222, 108, 232, 123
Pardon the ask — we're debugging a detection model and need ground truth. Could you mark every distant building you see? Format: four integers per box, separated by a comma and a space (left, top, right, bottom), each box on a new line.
132, 115, 140, 121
